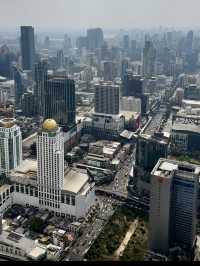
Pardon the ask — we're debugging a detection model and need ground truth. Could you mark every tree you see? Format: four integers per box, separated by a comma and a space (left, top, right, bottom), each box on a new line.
29, 217, 45, 233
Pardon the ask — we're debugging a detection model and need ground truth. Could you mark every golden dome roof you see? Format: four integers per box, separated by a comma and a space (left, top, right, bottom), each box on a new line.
42, 119, 58, 131
0, 118, 15, 128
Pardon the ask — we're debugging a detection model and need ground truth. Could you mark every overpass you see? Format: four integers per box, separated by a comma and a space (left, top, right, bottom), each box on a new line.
95, 188, 149, 209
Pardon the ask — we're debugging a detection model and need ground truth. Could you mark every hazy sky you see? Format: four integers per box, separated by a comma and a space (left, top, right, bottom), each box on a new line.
1, 0, 200, 30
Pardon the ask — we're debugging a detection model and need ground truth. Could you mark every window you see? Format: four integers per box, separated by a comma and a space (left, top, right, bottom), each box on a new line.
10, 186, 14, 193
16, 185, 19, 192
61, 195, 65, 203
66, 195, 70, 205
71, 196, 75, 206
21, 186, 24, 193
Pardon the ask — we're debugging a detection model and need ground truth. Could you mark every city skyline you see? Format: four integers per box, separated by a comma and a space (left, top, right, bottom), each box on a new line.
1, 0, 200, 31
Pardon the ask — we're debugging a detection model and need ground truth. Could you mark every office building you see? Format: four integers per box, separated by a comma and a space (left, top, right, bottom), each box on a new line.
21, 91, 36, 117
0, 45, 16, 79
95, 82, 120, 115
122, 72, 144, 97
103, 61, 117, 81
44, 76, 76, 126
136, 133, 168, 171
34, 60, 48, 116
87, 28, 104, 50
150, 158, 199, 255
142, 41, 156, 77
123, 35, 130, 53
0, 118, 22, 174
20, 26, 35, 72
121, 59, 129, 79
13, 65, 26, 107
56, 50, 65, 69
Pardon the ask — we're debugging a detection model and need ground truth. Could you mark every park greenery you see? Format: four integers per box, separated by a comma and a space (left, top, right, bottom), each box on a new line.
85, 205, 148, 261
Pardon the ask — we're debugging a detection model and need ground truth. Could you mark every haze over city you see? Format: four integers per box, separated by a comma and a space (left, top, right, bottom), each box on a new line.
1, 0, 200, 31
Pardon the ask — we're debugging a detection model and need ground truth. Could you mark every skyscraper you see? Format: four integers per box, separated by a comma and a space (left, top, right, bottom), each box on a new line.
150, 158, 198, 255
0, 118, 22, 174
13, 65, 26, 107
37, 119, 64, 212
142, 40, 156, 77
103, 61, 117, 81
44, 76, 76, 126
56, 50, 65, 69
20, 26, 35, 72
121, 58, 129, 79
136, 133, 168, 171
0, 45, 16, 79
122, 72, 144, 97
95, 82, 120, 115
34, 60, 48, 116
87, 28, 104, 50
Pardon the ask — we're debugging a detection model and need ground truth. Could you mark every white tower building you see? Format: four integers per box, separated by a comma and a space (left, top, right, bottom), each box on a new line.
37, 119, 64, 213
0, 118, 22, 174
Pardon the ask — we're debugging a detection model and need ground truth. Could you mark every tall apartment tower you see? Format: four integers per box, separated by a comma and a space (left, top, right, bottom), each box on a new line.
44, 76, 76, 126
20, 26, 35, 72
37, 119, 64, 212
87, 28, 104, 50
142, 40, 156, 77
95, 82, 120, 115
0, 118, 22, 174
150, 158, 199, 255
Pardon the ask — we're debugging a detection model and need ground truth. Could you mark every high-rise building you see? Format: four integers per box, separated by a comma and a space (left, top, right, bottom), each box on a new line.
56, 50, 65, 69
44, 76, 76, 126
87, 28, 104, 50
123, 35, 130, 53
76, 36, 87, 50
122, 72, 144, 97
37, 119, 64, 212
136, 133, 168, 171
20, 26, 35, 72
121, 96, 141, 113
185, 30, 194, 55
130, 40, 137, 60
21, 91, 36, 117
121, 59, 129, 79
103, 61, 117, 81
13, 65, 26, 107
150, 158, 199, 255
0, 118, 22, 174
142, 41, 156, 77
0, 45, 16, 79
95, 82, 120, 115
34, 60, 48, 116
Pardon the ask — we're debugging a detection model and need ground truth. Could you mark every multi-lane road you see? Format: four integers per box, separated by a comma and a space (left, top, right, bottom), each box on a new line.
65, 148, 136, 261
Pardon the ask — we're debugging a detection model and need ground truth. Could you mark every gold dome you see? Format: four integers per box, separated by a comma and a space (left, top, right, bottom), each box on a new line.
0, 118, 15, 128
42, 119, 58, 131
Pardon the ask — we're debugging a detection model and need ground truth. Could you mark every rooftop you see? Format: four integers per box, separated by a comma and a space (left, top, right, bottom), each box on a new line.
172, 122, 200, 134
63, 168, 89, 194
152, 158, 200, 179
0, 230, 35, 254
